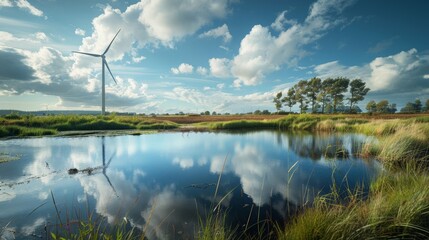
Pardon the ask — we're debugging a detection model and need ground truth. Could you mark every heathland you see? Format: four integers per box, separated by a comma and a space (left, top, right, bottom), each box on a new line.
1, 112, 429, 239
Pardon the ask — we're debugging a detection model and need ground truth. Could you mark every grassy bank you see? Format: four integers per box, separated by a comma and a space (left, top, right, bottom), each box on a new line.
3, 114, 426, 239
0, 125, 57, 137
279, 168, 429, 239
205, 115, 429, 168
1, 113, 428, 167
0, 114, 178, 137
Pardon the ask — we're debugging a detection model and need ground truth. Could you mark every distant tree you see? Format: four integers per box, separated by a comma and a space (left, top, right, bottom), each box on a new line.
317, 78, 334, 113
330, 77, 350, 113
348, 79, 370, 112
425, 99, 429, 112
400, 99, 423, 113
294, 80, 309, 113
204, 111, 210, 115
366, 100, 377, 113
212, 111, 217, 115
414, 99, 422, 113
254, 110, 261, 115
400, 102, 416, 113
306, 77, 322, 113
273, 92, 283, 113
376, 100, 389, 113
262, 110, 270, 115
282, 88, 296, 112
387, 103, 397, 114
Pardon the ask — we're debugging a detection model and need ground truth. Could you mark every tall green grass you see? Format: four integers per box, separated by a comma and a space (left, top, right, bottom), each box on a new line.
208, 115, 323, 131
0, 114, 179, 137
197, 155, 236, 240
0, 125, 57, 137
197, 210, 235, 240
47, 189, 145, 240
207, 115, 369, 132
278, 169, 429, 239
53, 119, 135, 131
360, 124, 429, 168
49, 212, 144, 240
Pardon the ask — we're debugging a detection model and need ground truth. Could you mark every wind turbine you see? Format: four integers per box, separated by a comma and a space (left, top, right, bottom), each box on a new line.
73, 29, 121, 115
101, 136, 117, 197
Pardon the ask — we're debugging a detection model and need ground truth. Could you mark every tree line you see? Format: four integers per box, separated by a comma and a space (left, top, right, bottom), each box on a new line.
367, 99, 429, 114
273, 77, 369, 114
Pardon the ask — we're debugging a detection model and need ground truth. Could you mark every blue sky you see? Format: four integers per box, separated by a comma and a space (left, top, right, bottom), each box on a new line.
0, 0, 428, 113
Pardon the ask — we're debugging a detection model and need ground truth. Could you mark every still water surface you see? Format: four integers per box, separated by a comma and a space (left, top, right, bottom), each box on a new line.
0, 131, 381, 239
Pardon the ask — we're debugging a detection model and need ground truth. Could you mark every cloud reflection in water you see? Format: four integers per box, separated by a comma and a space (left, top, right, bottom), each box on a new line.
0, 131, 380, 239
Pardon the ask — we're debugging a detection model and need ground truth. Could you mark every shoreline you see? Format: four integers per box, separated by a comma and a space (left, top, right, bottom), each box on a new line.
1, 114, 429, 238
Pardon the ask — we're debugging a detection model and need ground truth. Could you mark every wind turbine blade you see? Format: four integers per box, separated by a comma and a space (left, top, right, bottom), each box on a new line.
103, 172, 118, 196
104, 61, 117, 84
106, 151, 116, 167
72, 51, 101, 57
102, 29, 121, 56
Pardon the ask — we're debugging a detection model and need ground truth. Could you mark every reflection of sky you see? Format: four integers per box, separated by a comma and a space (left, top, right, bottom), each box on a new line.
0, 131, 381, 239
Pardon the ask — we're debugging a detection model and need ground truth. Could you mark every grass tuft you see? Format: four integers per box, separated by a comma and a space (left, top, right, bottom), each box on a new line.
197, 210, 235, 240
361, 124, 429, 168
278, 170, 429, 239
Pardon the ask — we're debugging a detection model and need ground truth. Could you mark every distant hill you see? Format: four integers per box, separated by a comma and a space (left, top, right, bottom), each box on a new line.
0, 110, 137, 116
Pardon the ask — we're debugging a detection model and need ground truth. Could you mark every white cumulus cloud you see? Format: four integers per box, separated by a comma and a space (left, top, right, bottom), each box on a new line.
204, 0, 355, 87
209, 58, 231, 78
138, 0, 230, 43
0, 46, 151, 110
171, 63, 194, 74
313, 48, 429, 93
72, 0, 231, 78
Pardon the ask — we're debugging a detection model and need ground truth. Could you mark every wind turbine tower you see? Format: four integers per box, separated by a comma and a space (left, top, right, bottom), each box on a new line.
73, 29, 121, 115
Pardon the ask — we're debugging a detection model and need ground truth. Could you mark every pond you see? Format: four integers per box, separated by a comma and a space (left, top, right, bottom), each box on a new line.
0, 131, 381, 239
